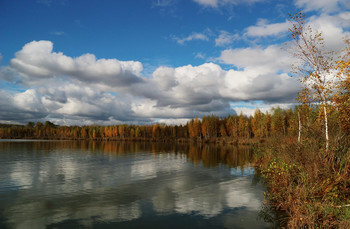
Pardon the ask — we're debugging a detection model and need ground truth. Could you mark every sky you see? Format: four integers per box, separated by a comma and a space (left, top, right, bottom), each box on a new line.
0, 0, 349, 126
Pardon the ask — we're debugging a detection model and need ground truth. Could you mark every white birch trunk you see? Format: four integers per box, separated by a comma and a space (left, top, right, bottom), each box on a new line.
323, 105, 329, 150
298, 111, 301, 143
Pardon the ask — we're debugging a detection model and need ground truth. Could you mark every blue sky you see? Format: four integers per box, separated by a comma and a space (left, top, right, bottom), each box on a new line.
0, 0, 291, 68
0, 0, 349, 125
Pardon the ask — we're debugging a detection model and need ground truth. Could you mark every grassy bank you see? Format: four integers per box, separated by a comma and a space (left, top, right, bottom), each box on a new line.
254, 135, 350, 228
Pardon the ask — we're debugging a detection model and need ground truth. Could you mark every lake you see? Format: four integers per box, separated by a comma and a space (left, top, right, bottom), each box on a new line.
0, 140, 272, 228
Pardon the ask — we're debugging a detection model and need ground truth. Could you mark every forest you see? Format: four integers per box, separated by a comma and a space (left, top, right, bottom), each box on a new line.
0, 105, 344, 144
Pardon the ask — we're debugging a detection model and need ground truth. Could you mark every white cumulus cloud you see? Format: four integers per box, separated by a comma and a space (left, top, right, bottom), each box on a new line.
245, 20, 291, 37
219, 45, 294, 73
13, 89, 46, 113
306, 13, 350, 52
1, 40, 302, 125
9, 40, 144, 87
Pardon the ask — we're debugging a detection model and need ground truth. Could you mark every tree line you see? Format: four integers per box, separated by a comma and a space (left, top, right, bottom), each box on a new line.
0, 105, 344, 142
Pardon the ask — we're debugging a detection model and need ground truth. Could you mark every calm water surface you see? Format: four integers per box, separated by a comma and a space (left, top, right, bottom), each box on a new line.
0, 140, 272, 228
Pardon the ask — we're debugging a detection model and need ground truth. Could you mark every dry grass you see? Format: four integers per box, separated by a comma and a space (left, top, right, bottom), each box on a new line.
255, 135, 350, 228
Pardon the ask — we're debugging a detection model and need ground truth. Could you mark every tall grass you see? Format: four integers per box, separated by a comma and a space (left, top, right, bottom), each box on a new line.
254, 134, 350, 228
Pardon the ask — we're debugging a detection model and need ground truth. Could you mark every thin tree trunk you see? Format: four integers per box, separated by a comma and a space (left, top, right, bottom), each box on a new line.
319, 92, 329, 150
323, 104, 329, 150
298, 111, 301, 143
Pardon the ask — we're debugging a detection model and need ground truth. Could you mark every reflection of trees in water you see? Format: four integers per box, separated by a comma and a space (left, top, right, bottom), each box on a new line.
0, 140, 267, 228
187, 143, 253, 169
0, 141, 253, 169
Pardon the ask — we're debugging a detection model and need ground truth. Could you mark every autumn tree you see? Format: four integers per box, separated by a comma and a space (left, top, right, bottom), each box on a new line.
118, 125, 125, 138
238, 113, 249, 138
135, 126, 141, 138
27, 122, 35, 128
188, 117, 202, 139
81, 127, 88, 139
334, 38, 350, 134
152, 124, 160, 139
219, 123, 227, 137
289, 12, 336, 149
252, 109, 264, 138
92, 129, 97, 139
271, 107, 284, 136
201, 117, 210, 139
225, 115, 238, 138
44, 121, 55, 128
201, 115, 219, 139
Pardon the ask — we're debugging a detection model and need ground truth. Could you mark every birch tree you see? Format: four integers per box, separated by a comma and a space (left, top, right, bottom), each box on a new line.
289, 12, 335, 149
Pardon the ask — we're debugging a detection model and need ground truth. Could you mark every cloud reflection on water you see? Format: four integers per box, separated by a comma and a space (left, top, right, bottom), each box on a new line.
0, 141, 267, 228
